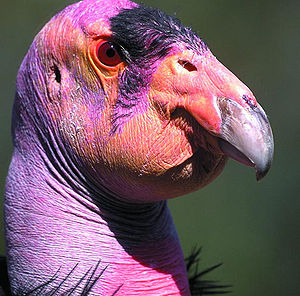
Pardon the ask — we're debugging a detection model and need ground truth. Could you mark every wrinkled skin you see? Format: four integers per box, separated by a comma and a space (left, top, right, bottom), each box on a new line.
4, 0, 273, 295
44, 15, 226, 202
42, 5, 272, 202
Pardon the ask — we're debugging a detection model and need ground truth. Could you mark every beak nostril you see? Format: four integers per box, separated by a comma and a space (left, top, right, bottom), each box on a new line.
178, 60, 197, 72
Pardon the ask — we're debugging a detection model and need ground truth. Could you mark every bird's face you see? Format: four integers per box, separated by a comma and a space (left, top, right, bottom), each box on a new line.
38, 1, 273, 201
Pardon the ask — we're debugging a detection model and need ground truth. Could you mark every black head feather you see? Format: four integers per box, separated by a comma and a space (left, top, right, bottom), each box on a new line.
109, 5, 208, 131
110, 5, 207, 65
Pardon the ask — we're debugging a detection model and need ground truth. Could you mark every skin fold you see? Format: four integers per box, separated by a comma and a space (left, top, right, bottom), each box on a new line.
4, 0, 273, 295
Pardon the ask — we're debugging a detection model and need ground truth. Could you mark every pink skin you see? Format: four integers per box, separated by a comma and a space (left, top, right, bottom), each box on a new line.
5, 0, 190, 295
4, 0, 273, 295
6, 147, 189, 295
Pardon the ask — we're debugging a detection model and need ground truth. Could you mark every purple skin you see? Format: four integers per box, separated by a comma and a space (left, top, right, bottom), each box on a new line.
4, 0, 273, 295
5, 1, 190, 295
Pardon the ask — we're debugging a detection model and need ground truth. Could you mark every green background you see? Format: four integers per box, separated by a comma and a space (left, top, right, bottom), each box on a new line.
0, 0, 299, 295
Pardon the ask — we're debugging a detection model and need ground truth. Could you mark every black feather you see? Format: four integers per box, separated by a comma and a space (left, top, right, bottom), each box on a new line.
0, 250, 230, 296
109, 5, 208, 131
110, 6, 207, 65
186, 247, 232, 295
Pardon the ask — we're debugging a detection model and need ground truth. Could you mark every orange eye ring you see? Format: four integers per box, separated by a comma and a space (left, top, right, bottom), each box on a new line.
96, 41, 122, 67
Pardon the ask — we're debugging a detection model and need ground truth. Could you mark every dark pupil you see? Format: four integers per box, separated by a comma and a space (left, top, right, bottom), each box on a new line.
106, 48, 116, 58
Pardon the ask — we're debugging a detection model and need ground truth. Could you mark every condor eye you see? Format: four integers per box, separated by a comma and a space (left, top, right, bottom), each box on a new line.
97, 41, 122, 67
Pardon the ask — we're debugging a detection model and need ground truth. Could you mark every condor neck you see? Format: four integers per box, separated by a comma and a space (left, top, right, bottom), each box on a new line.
5, 138, 190, 295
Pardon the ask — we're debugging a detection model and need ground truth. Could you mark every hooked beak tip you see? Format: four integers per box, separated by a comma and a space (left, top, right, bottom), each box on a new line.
255, 158, 273, 181
217, 98, 274, 181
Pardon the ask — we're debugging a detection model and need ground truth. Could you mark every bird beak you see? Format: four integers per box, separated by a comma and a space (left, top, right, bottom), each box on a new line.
216, 99, 274, 181
181, 53, 274, 180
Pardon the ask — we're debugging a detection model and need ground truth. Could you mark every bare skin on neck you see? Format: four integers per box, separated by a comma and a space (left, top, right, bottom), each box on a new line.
4, 0, 273, 295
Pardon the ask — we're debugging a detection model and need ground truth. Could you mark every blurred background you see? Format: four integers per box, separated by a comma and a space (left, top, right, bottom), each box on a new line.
0, 0, 299, 295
